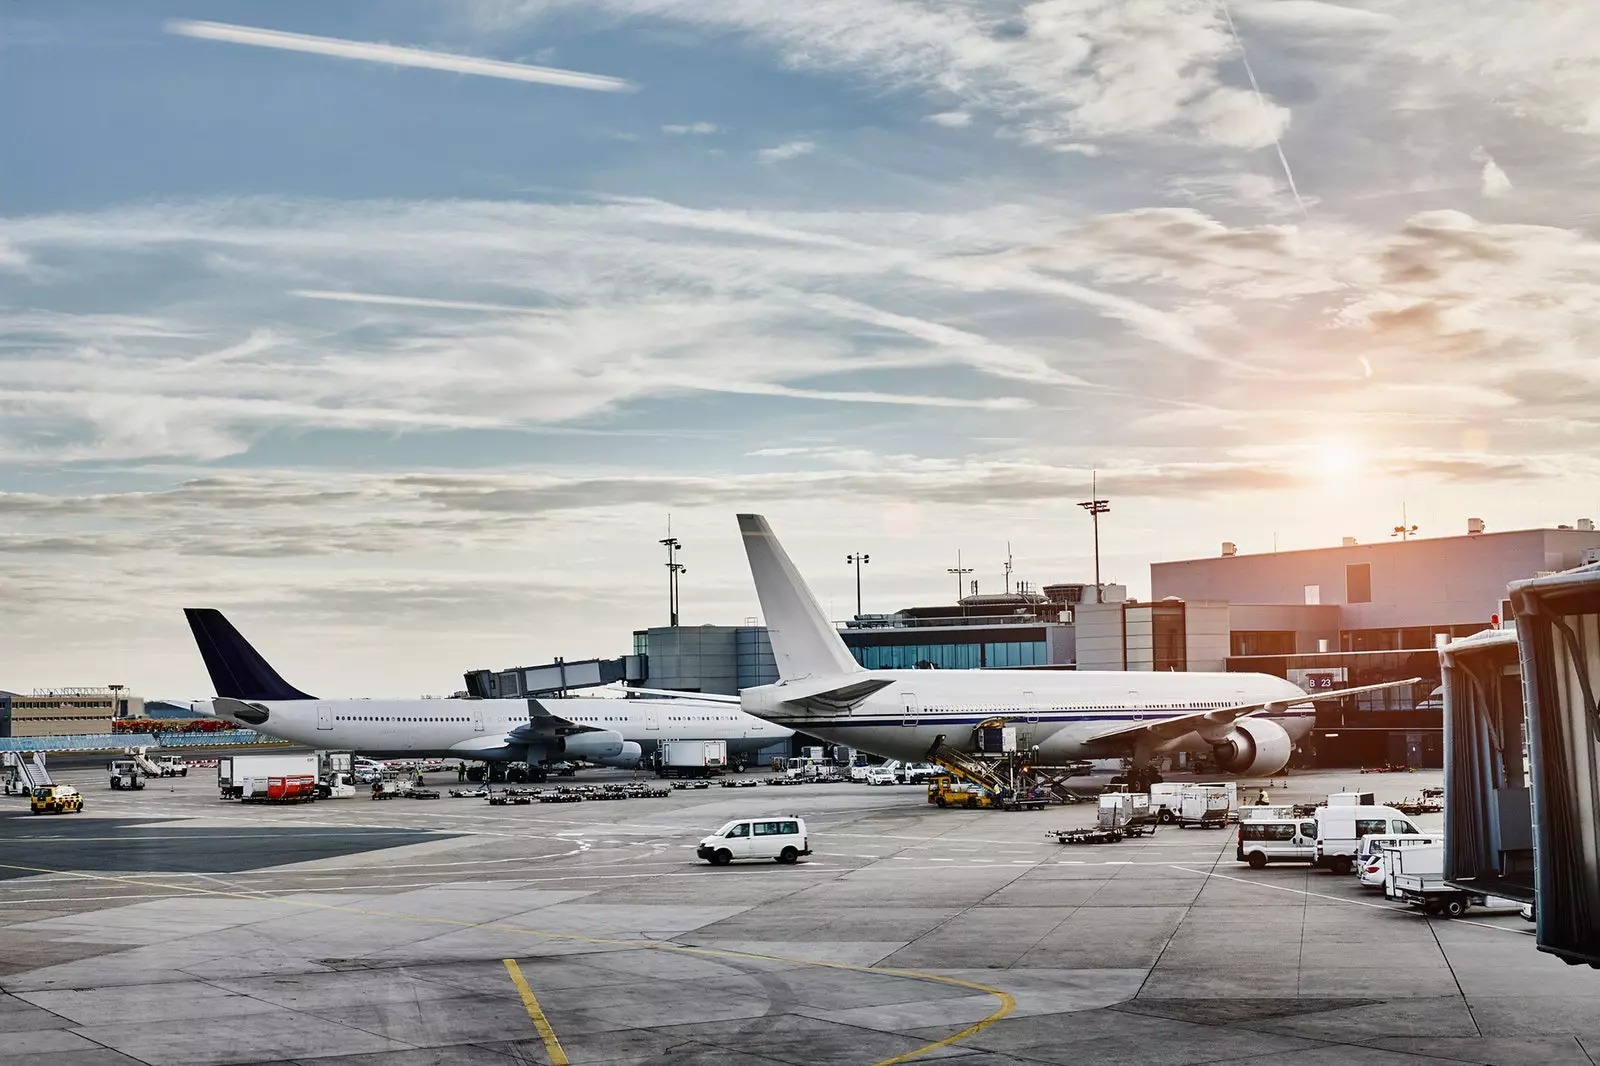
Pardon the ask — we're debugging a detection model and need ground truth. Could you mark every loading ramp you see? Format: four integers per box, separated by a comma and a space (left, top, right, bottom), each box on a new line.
926, 722, 1092, 809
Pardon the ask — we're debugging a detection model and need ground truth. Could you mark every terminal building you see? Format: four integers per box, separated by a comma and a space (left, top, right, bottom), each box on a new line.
0, 687, 142, 738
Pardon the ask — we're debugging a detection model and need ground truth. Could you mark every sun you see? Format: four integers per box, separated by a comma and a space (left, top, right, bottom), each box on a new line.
1311, 440, 1364, 478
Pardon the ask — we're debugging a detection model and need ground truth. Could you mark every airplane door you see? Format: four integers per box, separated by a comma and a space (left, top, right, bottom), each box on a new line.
472, 705, 485, 733
1128, 690, 1143, 722
902, 693, 920, 727
645, 704, 660, 730
1021, 691, 1038, 745
317, 705, 333, 731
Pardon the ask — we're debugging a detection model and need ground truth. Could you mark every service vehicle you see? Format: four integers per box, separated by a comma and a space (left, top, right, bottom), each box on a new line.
30, 784, 83, 815
1236, 817, 1320, 868
151, 756, 189, 777
927, 774, 998, 809
218, 754, 318, 801
1238, 804, 1299, 822
108, 759, 146, 790
657, 740, 727, 779
1314, 804, 1422, 873
1150, 782, 1182, 823
1382, 842, 1484, 917
697, 817, 810, 865
315, 772, 357, 799
864, 764, 899, 786
1355, 834, 1440, 887
899, 762, 941, 785
1177, 783, 1232, 828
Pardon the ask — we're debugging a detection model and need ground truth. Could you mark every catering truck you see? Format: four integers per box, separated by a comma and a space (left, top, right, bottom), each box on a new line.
218, 754, 318, 802
656, 740, 727, 779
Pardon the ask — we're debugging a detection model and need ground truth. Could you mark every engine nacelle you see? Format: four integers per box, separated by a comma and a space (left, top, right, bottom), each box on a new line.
592, 742, 643, 769
1210, 717, 1293, 776
560, 729, 625, 762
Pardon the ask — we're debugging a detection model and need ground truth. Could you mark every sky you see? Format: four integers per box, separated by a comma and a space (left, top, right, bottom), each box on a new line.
3, 1, 1599, 697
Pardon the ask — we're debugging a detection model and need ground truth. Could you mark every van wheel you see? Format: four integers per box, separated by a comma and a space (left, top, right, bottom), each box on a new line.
1247, 853, 1267, 869
1442, 897, 1468, 919
713, 849, 732, 866
779, 846, 799, 864
1329, 857, 1352, 875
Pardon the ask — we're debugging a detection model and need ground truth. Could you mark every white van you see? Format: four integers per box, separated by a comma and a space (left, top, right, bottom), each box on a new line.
698, 817, 810, 865
1355, 834, 1439, 887
1314, 805, 1421, 873
1236, 817, 1320, 868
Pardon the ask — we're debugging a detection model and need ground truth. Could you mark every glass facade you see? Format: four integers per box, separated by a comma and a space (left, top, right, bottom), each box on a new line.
851, 640, 1045, 670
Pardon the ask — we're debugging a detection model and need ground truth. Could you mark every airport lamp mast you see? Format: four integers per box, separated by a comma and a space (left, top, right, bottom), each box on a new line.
845, 552, 870, 617
947, 551, 973, 606
1077, 470, 1110, 588
1391, 503, 1418, 542
660, 518, 685, 627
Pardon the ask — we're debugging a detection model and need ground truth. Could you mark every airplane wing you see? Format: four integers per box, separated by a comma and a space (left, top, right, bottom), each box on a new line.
1084, 678, 1423, 749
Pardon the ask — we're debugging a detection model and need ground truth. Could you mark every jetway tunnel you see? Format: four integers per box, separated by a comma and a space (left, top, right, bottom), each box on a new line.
1507, 564, 1600, 967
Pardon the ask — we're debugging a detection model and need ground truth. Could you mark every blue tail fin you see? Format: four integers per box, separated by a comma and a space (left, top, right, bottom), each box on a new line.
184, 608, 315, 701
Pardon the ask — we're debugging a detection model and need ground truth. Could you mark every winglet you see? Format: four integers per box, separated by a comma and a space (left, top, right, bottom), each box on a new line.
184, 608, 315, 701
738, 514, 863, 681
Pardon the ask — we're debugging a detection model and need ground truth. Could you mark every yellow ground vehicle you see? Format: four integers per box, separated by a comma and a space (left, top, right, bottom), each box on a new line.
927, 775, 998, 809
30, 784, 84, 815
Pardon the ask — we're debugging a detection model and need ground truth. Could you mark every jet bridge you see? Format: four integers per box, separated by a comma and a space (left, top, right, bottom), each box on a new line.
1441, 626, 1533, 904
1509, 563, 1600, 966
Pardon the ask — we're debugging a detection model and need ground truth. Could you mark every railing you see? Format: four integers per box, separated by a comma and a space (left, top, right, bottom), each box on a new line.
0, 730, 287, 753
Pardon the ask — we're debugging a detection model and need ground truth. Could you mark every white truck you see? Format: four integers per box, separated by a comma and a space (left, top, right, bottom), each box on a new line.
108, 759, 145, 790
1177, 783, 1233, 829
1314, 803, 1422, 874
1382, 842, 1485, 918
218, 754, 318, 801
657, 740, 727, 779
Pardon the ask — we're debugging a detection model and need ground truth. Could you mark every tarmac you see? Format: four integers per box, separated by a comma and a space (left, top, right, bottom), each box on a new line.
2, 764, 1597, 1066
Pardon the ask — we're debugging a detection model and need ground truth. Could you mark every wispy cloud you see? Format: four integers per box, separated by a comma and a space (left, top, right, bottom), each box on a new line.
926, 111, 971, 128
165, 19, 634, 92
291, 290, 555, 315
756, 140, 816, 162
662, 121, 718, 135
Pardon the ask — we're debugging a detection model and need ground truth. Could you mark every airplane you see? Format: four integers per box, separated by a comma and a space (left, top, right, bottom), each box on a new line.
183, 608, 790, 776
734, 514, 1418, 786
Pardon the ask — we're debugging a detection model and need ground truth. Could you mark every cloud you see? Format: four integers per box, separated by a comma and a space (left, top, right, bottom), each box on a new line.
291, 289, 555, 315
1231, 1, 1398, 34
482, 0, 1293, 152
1476, 152, 1513, 198
756, 139, 816, 162
164, 19, 633, 92
662, 121, 718, 135
926, 111, 971, 128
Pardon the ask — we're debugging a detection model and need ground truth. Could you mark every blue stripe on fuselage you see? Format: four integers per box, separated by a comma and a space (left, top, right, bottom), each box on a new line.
758, 710, 1317, 728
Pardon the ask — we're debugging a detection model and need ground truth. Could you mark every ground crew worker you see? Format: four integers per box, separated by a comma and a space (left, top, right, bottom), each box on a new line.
416, 771, 425, 787
457, 762, 466, 782
1256, 789, 1270, 805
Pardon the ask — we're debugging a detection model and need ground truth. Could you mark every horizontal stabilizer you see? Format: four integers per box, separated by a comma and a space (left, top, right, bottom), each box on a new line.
777, 678, 894, 713
1086, 678, 1423, 749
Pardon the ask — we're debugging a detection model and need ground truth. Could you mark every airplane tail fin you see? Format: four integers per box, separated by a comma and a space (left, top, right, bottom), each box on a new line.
184, 608, 315, 701
737, 514, 863, 681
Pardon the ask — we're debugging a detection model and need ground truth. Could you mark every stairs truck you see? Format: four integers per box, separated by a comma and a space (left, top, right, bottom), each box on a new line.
218, 754, 318, 802
657, 740, 727, 779
3, 752, 54, 796
108, 759, 146, 790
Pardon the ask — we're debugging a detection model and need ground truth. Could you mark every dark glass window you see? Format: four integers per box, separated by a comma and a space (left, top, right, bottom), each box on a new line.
1346, 563, 1372, 604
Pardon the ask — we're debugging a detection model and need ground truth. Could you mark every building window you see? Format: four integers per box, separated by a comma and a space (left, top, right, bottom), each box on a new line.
1346, 563, 1372, 604
1304, 585, 1320, 605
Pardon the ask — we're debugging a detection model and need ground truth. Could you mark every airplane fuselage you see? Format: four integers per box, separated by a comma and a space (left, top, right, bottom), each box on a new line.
200, 696, 789, 762
741, 668, 1315, 764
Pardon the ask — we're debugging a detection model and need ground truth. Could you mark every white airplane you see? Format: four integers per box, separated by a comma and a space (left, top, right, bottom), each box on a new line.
183, 609, 789, 773
734, 514, 1416, 782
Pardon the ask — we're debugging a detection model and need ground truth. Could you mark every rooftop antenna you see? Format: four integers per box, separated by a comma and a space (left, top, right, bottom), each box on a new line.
1392, 503, 1419, 542
1004, 542, 1014, 595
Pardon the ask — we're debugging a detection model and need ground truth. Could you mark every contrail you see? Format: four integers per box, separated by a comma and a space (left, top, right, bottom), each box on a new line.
1219, 2, 1307, 219
166, 20, 634, 93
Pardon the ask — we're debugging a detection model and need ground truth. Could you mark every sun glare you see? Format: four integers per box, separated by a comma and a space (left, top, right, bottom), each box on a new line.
1311, 440, 1364, 478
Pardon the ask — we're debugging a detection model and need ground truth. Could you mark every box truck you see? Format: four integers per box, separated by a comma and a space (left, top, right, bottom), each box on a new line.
218, 754, 318, 801
657, 740, 727, 779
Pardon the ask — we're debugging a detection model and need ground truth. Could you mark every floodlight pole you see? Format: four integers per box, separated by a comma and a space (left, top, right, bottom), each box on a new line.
1077, 470, 1110, 588
846, 552, 870, 617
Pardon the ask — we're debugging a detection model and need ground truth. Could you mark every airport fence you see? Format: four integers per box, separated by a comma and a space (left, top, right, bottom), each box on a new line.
0, 730, 287, 753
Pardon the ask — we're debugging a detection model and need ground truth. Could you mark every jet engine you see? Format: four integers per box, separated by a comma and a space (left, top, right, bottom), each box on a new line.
560, 729, 625, 762
1210, 717, 1293, 776
592, 742, 643, 769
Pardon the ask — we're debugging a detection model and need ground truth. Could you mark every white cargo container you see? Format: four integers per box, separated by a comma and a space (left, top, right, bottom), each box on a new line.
658, 740, 727, 779
218, 754, 317, 800
1178, 783, 1232, 828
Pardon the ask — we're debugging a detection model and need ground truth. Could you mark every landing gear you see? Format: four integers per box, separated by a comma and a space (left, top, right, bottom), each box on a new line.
1123, 762, 1164, 794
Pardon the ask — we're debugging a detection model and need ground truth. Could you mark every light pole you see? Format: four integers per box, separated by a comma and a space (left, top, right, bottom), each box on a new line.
845, 552, 870, 616
1077, 470, 1110, 588
946, 550, 973, 605
659, 524, 685, 627
1391, 503, 1418, 542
